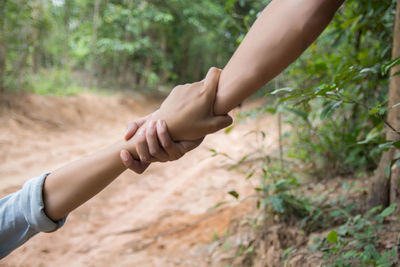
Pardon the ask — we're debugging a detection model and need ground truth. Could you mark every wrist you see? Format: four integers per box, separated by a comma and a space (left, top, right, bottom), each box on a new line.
122, 136, 139, 160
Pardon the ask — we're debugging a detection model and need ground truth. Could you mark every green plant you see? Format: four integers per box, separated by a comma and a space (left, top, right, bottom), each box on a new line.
26, 69, 85, 96
314, 204, 398, 267
255, 165, 312, 220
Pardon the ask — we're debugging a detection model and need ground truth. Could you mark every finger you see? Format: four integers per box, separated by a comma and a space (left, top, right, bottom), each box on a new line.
146, 120, 169, 162
124, 114, 152, 141
120, 150, 150, 174
200, 67, 222, 95
136, 129, 152, 163
157, 120, 183, 160
125, 121, 140, 141
203, 114, 233, 134
136, 114, 152, 128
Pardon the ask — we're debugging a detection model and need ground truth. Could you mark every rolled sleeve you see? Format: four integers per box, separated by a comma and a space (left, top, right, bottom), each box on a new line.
19, 173, 66, 232
0, 173, 67, 258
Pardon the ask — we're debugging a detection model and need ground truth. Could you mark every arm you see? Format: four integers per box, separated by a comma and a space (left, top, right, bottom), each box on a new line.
42, 118, 201, 221
215, 0, 344, 114
145, 0, 344, 142
43, 71, 228, 221
42, 140, 132, 221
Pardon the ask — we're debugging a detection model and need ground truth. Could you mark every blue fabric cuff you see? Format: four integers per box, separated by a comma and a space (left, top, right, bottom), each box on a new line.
19, 173, 67, 233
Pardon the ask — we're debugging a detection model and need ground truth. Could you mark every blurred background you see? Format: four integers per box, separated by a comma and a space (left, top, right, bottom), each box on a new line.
0, 0, 272, 94
1, 0, 400, 266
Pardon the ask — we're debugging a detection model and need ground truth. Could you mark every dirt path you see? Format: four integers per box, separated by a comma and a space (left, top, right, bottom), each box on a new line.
0, 93, 279, 266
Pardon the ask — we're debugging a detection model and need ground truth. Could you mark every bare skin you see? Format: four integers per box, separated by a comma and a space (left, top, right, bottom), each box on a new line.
121, 0, 344, 170
44, 0, 344, 223
42, 71, 227, 221
215, 0, 345, 115
42, 122, 201, 221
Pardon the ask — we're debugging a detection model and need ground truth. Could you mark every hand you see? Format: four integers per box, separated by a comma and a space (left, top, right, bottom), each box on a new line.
120, 116, 203, 173
149, 67, 233, 141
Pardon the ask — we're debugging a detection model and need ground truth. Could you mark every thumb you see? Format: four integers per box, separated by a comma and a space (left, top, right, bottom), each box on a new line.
200, 67, 222, 95
203, 114, 233, 134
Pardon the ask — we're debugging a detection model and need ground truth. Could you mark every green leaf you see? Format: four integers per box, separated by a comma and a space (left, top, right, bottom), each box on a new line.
379, 203, 397, 218
314, 83, 336, 96
369, 107, 382, 116
385, 162, 391, 178
320, 100, 343, 120
378, 140, 399, 150
278, 92, 307, 103
392, 102, 400, 109
284, 107, 309, 122
343, 250, 358, 258
358, 124, 383, 145
382, 56, 400, 75
207, 201, 227, 213
385, 154, 400, 178
224, 125, 234, 134
228, 190, 239, 199
392, 70, 400, 76
270, 87, 294, 95
360, 67, 376, 74
396, 142, 400, 149
269, 195, 285, 213
327, 230, 338, 244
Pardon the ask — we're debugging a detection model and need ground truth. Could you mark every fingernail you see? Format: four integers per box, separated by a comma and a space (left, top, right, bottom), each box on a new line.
147, 121, 154, 130
121, 151, 129, 162
157, 120, 162, 128
162, 120, 167, 128
139, 128, 145, 136
125, 125, 131, 135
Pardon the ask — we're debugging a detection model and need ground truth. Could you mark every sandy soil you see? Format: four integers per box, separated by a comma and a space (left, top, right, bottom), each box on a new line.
0, 93, 279, 266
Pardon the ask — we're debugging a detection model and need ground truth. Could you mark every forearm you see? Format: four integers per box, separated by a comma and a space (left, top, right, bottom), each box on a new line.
43, 140, 135, 221
214, 0, 344, 115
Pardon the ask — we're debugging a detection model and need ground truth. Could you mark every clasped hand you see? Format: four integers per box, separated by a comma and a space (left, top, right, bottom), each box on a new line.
120, 67, 232, 173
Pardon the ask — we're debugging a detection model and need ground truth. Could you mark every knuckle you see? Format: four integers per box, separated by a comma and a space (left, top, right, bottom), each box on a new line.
210, 66, 219, 73
159, 127, 168, 137
137, 134, 146, 144
137, 139, 146, 146
163, 140, 173, 150
149, 147, 161, 156
147, 129, 156, 138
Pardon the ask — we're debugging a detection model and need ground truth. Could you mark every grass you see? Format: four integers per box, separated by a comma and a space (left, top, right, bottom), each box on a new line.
4, 68, 123, 97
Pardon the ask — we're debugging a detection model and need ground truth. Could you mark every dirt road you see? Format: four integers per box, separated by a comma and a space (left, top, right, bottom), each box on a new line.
0, 93, 279, 266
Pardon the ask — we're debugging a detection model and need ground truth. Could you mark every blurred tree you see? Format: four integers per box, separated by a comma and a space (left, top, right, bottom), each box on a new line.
369, 0, 400, 209
91, 0, 101, 86
0, 0, 7, 92
63, 0, 74, 64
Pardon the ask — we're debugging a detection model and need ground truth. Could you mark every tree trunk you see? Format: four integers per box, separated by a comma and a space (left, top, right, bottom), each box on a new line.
0, 0, 7, 92
138, 51, 153, 90
90, 0, 101, 86
63, 0, 73, 65
31, 0, 41, 74
368, 0, 400, 209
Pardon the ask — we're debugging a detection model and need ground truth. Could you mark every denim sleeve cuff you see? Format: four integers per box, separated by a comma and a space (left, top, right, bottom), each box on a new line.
19, 173, 67, 233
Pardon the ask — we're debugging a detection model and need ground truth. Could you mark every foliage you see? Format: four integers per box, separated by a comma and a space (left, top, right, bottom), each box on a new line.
264, 0, 398, 176
256, 165, 311, 219
213, 0, 399, 265
0, 0, 273, 93
246, 157, 398, 266
25, 69, 85, 96
314, 204, 398, 267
